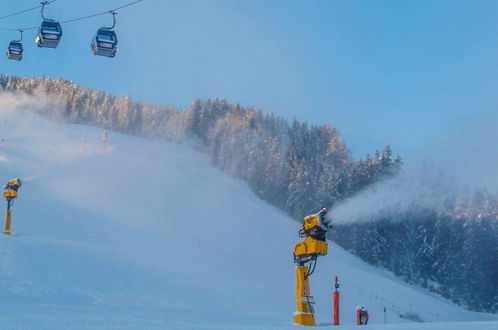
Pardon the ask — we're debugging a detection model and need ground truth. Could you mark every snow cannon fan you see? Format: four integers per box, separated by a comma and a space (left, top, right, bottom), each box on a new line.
293, 207, 333, 326
3, 178, 22, 235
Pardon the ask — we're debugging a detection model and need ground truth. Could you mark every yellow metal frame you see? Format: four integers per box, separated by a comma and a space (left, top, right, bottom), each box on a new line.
294, 236, 328, 258
3, 190, 18, 199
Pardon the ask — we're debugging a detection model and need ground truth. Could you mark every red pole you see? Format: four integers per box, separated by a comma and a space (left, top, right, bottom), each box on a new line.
333, 276, 340, 325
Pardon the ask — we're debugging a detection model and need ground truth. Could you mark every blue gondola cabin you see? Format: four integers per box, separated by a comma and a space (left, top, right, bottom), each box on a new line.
36, 20, 63, 48
91, 28, 118, 58
6, 42, 23, 61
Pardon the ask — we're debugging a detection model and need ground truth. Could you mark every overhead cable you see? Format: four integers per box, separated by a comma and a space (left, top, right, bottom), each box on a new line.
0, 0, 143, 32
0, 0, 57, 21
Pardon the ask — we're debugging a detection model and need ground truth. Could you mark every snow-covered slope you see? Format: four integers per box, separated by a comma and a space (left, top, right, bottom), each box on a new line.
0, 106, 495, 329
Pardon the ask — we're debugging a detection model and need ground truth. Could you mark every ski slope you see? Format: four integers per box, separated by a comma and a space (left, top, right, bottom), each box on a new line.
0, 105, 496, 329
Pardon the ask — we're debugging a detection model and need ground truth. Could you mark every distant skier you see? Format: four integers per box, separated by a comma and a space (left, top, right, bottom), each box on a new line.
101, 131, 108, 153
83, 134, 88, 153
356, 305, 369, 325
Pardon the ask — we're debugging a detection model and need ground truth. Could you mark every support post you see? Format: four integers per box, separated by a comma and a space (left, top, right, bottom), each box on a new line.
293, 265, 316, 326
3, 209, 11, 235
3, 199, 12, 235
333, 276, 340, 325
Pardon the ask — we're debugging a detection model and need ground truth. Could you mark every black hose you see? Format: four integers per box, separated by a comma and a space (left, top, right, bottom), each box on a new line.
305, 256, 317, 280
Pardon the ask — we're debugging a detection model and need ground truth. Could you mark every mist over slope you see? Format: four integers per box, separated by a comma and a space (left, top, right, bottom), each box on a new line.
0, 75, 401, 220
0, 76, 496, 314
0, 104, 496, 329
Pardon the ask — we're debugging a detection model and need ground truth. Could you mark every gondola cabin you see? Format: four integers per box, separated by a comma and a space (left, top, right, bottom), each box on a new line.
35, 20, 63, 48
91, 28, 118, 58
6, 42, 23, 61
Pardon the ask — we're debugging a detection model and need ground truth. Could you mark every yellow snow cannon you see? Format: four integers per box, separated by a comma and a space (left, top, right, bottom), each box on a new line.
3, 178, 22, 235
293, 208, 332, 326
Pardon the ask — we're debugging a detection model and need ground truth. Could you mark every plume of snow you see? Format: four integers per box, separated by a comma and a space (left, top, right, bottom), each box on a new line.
329, 112, 498, 225
329, 167, 456, 225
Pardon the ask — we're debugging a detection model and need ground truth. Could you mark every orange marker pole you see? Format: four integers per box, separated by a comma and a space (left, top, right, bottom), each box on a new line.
333, 276, 340, 325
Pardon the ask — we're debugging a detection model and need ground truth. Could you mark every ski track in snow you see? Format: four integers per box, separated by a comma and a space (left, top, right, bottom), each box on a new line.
0, 107, 495, 329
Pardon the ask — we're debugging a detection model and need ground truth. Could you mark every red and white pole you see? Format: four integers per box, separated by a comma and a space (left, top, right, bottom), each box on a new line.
333, 276, 340, 325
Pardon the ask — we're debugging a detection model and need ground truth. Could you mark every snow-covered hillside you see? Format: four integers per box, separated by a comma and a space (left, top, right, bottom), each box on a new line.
0, 106, 495, 329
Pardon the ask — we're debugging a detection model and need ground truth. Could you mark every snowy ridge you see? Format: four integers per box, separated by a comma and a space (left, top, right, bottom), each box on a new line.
0, 107, 495, 329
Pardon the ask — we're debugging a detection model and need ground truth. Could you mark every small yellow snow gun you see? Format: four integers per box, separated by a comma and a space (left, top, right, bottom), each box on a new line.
3, 178, 22, 235
292, 208, 333, 326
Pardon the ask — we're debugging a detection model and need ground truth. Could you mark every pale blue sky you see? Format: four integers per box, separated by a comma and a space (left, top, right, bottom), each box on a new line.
1, 0, 497, 159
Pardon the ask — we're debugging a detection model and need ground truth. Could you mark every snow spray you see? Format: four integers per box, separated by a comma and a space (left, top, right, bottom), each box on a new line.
326, 168, 457, 225
22, 175, 39, 183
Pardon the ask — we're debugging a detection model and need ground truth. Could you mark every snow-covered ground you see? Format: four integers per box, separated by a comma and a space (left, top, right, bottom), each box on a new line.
0, 105, 495, 329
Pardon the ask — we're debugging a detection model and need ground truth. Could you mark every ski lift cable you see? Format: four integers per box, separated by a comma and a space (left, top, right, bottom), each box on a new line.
59, 0, 141, 25
0, 0, 57, 21
0, 0, 143, 32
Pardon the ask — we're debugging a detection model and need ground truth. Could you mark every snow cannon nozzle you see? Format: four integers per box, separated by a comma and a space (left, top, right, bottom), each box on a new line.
318, 207, 334, 230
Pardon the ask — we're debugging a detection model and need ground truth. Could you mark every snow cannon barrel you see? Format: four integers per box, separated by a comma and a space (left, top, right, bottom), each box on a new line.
303, 208, 331, 237
319, 208, 334, 229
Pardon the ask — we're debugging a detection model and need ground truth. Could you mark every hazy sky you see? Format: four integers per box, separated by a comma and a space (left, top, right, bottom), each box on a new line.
1, 0, 497, 159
